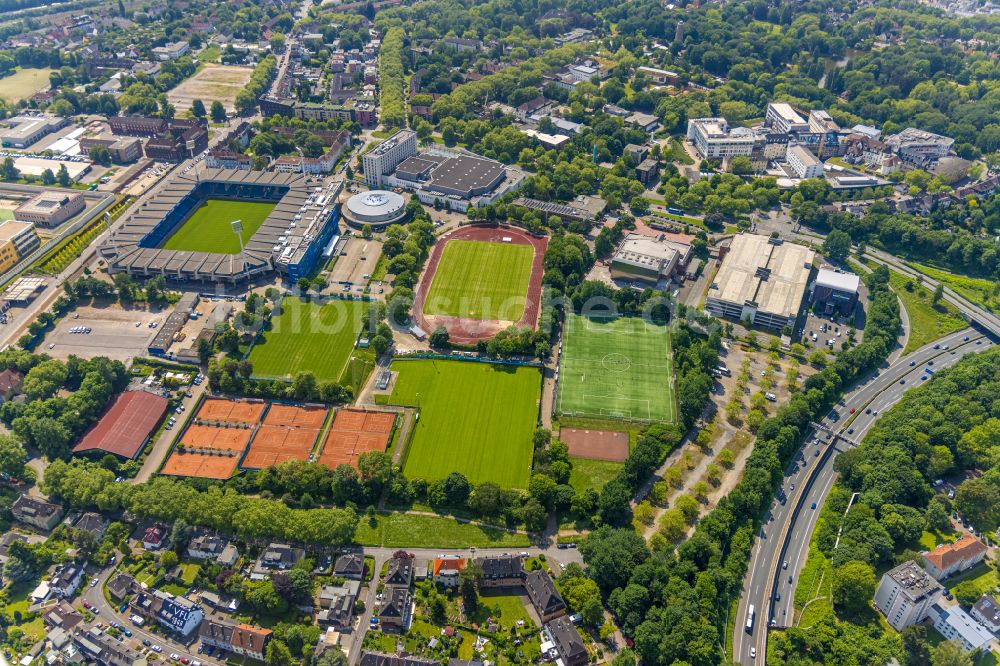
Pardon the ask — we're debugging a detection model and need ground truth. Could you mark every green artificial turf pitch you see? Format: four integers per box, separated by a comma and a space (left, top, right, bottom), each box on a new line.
247, 296, 366, 382
161, 198, 276, 253
557, 313, 676, 422
423, 240, 534, 321
389, 359, 540, 488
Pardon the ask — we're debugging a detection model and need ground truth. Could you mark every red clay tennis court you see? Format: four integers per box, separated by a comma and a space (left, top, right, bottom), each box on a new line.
560, 428, 629, 462
242, 424, 321, 469
316, 409, 395, 469
161, 450, 241, 479
263, 404, 328, 429
181, 424, 253, 451
197, 398, 266, 424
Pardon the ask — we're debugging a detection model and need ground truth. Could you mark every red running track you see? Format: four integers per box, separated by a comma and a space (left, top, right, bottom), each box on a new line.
412, 224, 549, 346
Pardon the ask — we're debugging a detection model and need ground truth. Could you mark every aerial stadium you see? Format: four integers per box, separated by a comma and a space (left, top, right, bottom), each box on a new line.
99, 169, 342, 283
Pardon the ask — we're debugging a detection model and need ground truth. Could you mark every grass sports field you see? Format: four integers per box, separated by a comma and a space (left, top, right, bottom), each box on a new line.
0, 68, 55, 104
248, 297, 366, 382
558, 313, 676, 422
424, 240, 533, 321
162, 199, 275, 253
390, 359, 539, 488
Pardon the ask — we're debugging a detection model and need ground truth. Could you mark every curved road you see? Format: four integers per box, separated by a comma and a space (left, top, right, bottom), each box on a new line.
733, 327, 993, 664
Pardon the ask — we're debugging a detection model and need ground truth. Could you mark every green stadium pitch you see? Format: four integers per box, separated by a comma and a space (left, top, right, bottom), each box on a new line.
557, 313, 677, 423
247, 296, 367, 383
423, 240, 534, 321
389, 358, 540, 488
162, 199, 276, 254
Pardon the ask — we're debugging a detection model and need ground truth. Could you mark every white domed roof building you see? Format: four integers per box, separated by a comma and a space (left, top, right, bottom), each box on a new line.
342, 190, 407, 229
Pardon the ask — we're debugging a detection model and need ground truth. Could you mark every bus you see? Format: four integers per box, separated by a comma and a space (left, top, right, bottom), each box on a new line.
745, 605, 755, 633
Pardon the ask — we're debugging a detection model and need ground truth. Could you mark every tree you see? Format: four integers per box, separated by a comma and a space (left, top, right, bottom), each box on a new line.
459, 560, 482, 615
522, 497, 548, 533
429, 326, 449, 349
314, 651, 348, 666
932, 284, 944, 305
924, 499, 950, 532
901, 626, 931, 666
1, 157, 20, 181
831, 560, 876, 612
823, 229, 852, 263
296, 277, 311, 293
931, 640, 973, 666
0, 434, 27, 479
41, 168, 56, 185
57, 164, 71, 186
159, 550, 178, 570
362, 224, 372, 240
211, 100, 227, 123
191, 99, 206, 118
266, 640, 293, 666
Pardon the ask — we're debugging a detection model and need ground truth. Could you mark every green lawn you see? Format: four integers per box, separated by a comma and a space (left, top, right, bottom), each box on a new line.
354, 512, 531, 548
198, 45, 221, 63
0, 208, 14, 221
162, 198, 276, 253
473, 590, 533, 628
886, 269, 968, 353
558, 313, 676, 422
0, 67, 55, 104
906, 261, 1000, 313
389, 359, 540, 488
423, 240, 534, 321
919, 527, 959, 550
568, 457, 623, 494
248, 296, 366, 382
668, 138, 694, 165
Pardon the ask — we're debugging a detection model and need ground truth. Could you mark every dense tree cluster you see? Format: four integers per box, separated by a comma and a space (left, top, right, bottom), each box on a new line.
236, 54, 277, 115
42, 459, 358, 545
0, 349, 128, 460
378, 27, 407, 128
803, 194, 1000, 284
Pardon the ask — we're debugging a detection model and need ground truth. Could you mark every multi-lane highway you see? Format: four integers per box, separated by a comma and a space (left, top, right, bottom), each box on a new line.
733, 327, 993, 663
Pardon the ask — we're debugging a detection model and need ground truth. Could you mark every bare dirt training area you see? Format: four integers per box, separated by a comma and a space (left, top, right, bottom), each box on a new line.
560, 427, 630, 462
167, 64, 254, 112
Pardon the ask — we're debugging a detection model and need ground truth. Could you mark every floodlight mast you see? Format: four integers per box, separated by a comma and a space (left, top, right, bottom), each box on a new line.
231, 219, 247, 281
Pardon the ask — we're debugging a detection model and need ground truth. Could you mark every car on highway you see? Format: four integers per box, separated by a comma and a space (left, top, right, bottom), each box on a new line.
151, 646, 162, 653
849, 407, 855, 414
170, 654, 179, 661
788, 575, 793, 584
782, 561, 788, 569
934, 344, 940, 349
899, 379, 905, 384
909, 360, 916, 366
143, 640, 151, 647
865, 407, 872, 414
750, 648, 756, 659
811, 502, 817, 509
963, 336, 969, 341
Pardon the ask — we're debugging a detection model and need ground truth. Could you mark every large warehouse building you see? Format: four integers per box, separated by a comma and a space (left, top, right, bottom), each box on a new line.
705, 234, 816, 330
99, 170, 342, 283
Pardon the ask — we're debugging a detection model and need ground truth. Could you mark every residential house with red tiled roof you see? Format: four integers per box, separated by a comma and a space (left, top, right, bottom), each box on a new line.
432, 556, 465, 588
922, 535, 988, 581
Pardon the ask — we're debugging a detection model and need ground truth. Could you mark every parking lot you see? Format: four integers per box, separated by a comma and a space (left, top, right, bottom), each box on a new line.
326, 236, 383, 293
44, 306, 163, 362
